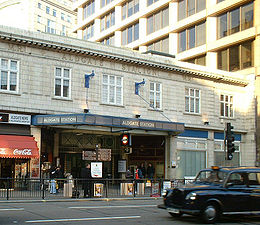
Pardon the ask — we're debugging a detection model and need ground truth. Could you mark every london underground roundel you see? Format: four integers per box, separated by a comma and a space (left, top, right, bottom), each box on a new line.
121, 134, 129, 146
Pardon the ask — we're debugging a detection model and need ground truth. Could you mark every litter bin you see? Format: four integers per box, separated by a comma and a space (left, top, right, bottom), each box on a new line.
63, 176, 73, 197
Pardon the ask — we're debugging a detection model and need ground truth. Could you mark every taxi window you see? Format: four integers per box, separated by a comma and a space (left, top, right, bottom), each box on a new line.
248, 172, 260, 186
228, 173, 246, 185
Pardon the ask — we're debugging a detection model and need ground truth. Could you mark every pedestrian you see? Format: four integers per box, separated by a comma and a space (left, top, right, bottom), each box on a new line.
81, 163, 92, 198
55, 166, 63, 192
49, 166, 58, 194
140, 163, 146, 178
126, 167, 133, 179
147, 163, 155, 180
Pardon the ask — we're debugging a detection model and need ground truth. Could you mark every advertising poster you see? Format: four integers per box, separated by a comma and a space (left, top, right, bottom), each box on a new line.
91, 162, 102, 178
152, 182, 160, 195
31, 158, 40, 178
126, 183, 134, 195
118, 160, 126, 173
94, 183, 103, 197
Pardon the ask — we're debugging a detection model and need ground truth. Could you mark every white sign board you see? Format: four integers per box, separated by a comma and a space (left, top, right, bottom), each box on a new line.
9, 114, 31, 125
91, 162, 102, 178
118, 160, 126, 173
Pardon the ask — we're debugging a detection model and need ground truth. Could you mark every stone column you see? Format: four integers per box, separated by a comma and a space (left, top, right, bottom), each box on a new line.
166, 135, 177, 179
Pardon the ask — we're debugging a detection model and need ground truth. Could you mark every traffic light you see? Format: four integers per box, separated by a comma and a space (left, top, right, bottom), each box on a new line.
226, 123, 235, 160
120, 133, 131, 147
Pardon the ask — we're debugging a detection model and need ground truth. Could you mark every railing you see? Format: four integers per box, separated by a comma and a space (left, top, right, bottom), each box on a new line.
0, 178, 192, 200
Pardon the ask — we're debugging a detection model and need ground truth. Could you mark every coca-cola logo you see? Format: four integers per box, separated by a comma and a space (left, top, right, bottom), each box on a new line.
13, 149, 32, 155
0, 149, 6, 154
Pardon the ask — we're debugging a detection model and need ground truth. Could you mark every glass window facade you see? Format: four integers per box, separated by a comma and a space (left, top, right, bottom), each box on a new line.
178, 22, 206, 53
178, 0, 205, 21
217, 2, 253, 39
147, 37, 169, 54
101, 10, 115, 32
147, 7, 169, 35
186, 55, 206, 66
122, 0, 139, 20
217, 40, 254, 71
100, 35, 115, 46
83, 0, 95, 20
122, 23, 139, 45
83, 23, 94, 40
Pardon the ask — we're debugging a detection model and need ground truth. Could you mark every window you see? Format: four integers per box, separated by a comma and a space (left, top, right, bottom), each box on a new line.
61, 25, 66, 36
220, 94, 233, 118
0, 58, 18, 92
214, 140, 240, 166
83, 0, 95, 19
100, 35, 115, 46
53, 9, 56, 17
67, 15, 71, 23
37, 15, 41, 23
217, 40, 253, 71
122, 0, 139, 20
122, 23, 139, 45
46, 19, 56, 34
102, 75, 122, 105
55, 67, 70, 98
178, 22, 206, 53
46, 6, 50, 14
61, 13, 65, 20
185, 54, 206, 66
100, 10, 115, 32
101, 0, 114, 8
147, 36, 169, 54
83, 23, 94, 40
217, 2, 253, 39
149, 82, 161, 110
178, 0, 205, 21
185, 88, 200, 114
147, 0, 159, 6
147, 7, 168, 35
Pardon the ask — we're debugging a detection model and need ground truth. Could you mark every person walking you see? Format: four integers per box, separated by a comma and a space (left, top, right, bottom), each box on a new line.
81, 163, 92, 198
49, 166, 58, 194
140, 163, 146, 178
147, 163, 155, 180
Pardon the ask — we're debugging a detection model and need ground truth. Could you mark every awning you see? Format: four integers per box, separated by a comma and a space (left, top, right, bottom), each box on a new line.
0, 135, 39, 158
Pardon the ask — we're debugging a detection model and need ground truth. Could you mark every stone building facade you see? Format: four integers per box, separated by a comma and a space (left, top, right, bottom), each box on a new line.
0, 26, 256, 180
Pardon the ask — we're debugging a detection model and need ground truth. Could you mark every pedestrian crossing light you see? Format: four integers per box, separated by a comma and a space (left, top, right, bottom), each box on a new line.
226, 123, 235, 160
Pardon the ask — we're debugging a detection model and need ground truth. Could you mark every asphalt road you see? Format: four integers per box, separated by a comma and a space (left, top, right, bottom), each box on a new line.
1, 198, 260, 225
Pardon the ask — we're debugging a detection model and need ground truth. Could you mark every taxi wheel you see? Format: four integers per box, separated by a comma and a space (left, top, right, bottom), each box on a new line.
169, 212, 183, 218
201, 203, 220, 224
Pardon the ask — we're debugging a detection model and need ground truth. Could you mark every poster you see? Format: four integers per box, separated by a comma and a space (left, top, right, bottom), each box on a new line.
126, 183, 134, 195
91, 162, 102, 178
118, 160, 126, 173
94, 183, 103, 197
31, 158, 40, 178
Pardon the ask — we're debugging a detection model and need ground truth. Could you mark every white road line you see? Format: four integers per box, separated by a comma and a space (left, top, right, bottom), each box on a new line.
26, 215, 141, 223
0, 208, 24, 211
69, 204, 157, 209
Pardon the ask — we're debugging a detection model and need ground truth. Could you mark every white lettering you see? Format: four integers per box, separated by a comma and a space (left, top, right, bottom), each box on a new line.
13, 149, 32, 156
122, 120, 139, 126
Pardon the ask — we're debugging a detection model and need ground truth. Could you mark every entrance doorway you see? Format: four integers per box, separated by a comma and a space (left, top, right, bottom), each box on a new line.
128, 135, 165, 179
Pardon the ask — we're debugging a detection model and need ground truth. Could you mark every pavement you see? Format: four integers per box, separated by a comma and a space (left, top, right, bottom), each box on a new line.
0, 196, 162, 203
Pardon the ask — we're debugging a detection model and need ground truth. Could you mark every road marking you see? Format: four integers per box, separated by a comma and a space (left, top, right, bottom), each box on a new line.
26, 215, 141, 223
69, 204, 157, 209
0, 208, 24, 211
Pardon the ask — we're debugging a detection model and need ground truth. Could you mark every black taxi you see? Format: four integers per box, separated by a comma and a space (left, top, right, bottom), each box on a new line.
158, 166, 260, 223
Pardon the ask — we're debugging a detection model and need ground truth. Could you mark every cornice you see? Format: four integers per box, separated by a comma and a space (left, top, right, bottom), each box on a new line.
0, 29, 249, 87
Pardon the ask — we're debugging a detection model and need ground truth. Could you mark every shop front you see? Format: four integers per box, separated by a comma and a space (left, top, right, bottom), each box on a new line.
0, 135, 40, 188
